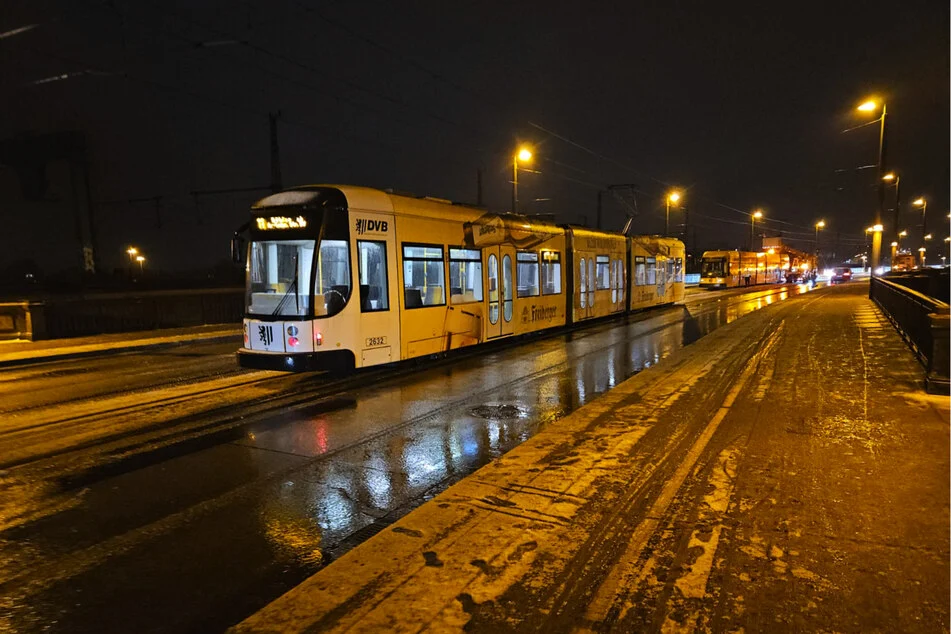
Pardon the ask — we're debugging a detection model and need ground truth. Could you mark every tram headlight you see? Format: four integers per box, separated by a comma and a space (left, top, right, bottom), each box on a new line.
314, 332, 323, 346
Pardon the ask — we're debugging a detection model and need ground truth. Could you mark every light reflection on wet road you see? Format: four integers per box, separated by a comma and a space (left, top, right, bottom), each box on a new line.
0, 283, 822, 634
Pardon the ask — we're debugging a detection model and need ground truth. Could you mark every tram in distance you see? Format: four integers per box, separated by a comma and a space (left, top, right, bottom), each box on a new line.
234, 185, 685, 372
699, 247, 816, 288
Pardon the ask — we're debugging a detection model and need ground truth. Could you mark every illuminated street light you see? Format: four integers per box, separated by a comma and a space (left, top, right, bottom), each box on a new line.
815, 220, 825, 268
918, 246, 926, 267
856, 97, 887, 273
135, 255, 145, 274
512, 145, 533, 214
665, 190, 682, 237
750, 210, 763, 251
898, 229, 908, 251
913, 197, 928, 250
126, 247, 139, 277
882, 172, 902, 242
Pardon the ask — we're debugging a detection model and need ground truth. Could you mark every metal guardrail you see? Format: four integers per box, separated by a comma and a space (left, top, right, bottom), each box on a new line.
2, 289, 244, 341
882, 267, 949, 303
870, 276, 950, 394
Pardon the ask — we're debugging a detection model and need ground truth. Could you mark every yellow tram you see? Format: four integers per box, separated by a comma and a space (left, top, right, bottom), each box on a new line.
236, 185, 684, 371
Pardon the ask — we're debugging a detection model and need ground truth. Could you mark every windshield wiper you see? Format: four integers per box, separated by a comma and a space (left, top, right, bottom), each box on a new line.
272, 271, 300, 316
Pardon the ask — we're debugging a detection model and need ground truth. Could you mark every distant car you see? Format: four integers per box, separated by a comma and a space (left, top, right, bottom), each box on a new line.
830, 267, 852, 283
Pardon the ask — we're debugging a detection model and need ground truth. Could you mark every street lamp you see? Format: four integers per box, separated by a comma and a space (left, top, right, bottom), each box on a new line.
883, 172, 901, 241
814, 220, 825, 266
890, 240, 898, 266
665, 191, 681, 237
512, 146, 532, 214
750, 210, 763, 251
913, 197, 927, 249
918, 246, 926, 268
857, 98, 887, 272
135, 254, 145, 274
126, 246, 138, 263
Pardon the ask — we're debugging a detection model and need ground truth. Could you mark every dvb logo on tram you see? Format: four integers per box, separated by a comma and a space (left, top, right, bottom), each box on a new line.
355, 218, 388, 235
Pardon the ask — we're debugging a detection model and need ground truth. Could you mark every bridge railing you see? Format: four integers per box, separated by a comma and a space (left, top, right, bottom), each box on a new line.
870, 276, 950, 394
1, 289, 244, 341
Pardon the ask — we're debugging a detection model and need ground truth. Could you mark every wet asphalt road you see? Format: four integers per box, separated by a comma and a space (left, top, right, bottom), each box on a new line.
0, 283, 823, 633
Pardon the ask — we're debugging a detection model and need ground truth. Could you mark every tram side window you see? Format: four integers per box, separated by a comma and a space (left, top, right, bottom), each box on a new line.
675, 257, 683, 282
634, 256, 647, 286
596, 255, 610, 290
357, 241, 388, 312
516, 251, 540, 297
449, 248, 483, 303
402, 244, 445, 308
541, 251, 562, 295
579, 257, 586, 308
318, 239, 351, 316
646, 257, 657, 285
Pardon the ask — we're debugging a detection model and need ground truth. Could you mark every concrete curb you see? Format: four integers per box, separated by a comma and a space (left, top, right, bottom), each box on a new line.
0, 332, 241, 369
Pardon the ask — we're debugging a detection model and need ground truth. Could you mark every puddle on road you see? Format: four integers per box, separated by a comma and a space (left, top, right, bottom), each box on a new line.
470, 404, 525, 420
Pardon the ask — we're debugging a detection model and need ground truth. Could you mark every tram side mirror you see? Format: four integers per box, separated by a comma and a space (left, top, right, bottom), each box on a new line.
231, 233, 246, 265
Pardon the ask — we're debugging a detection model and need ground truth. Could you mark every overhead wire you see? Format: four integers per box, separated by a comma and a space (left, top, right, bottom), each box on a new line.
528, 120, 852, 236
137, 0, 474, 132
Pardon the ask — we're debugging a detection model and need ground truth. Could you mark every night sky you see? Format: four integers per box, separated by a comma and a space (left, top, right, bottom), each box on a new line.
3, 0, 948, 276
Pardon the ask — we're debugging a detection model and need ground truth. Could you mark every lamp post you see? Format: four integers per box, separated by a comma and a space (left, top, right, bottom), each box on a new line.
890, 241, 898, 266
897, 229, 907, 252
918, 247, 926, 268
512, 146, 532, 214
913, 197, 927, 251
857, 99, 887, 273
814, 220, 825, 267
750, 210, 763, 251
126, 247, 138, 278
136, 255, 145, 275
665, 191, 681, 237
883, 172, 900, 242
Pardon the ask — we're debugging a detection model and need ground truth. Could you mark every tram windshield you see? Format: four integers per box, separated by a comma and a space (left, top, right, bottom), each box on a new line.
246, 205, 352, 318
247, 238, 352, 318
248, 239, 315, 317
701, 257, 727, 277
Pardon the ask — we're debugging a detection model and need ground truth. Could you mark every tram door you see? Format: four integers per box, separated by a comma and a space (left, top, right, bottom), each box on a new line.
484, 245, 515, 339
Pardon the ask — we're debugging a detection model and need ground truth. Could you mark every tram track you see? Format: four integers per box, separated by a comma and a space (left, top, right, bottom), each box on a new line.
0, 302, 678, 470
0, 308, 698, 594
1, 285, 812, 478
